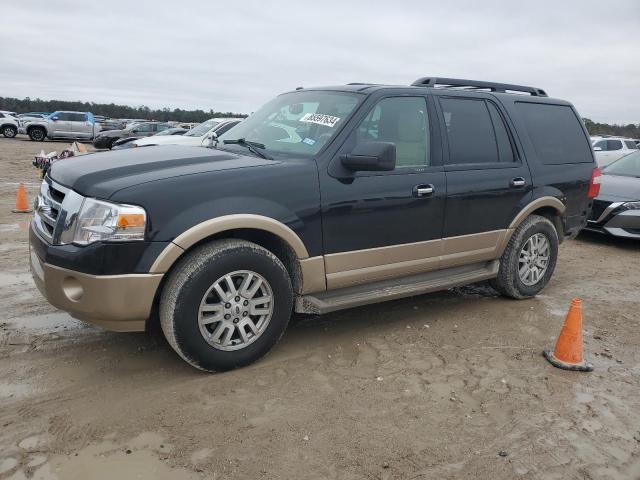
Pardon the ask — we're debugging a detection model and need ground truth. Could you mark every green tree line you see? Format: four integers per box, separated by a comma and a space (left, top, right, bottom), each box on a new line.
0, 97, 246, 123
583, 118, 639, 138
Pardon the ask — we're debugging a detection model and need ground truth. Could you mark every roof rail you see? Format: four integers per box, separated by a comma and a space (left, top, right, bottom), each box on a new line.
411, 77, 547, 97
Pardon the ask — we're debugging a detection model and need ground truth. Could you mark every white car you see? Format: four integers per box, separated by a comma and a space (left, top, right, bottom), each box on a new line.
592, 137, 639, 167
132, 118, 243, 147
0, 111, 20, 138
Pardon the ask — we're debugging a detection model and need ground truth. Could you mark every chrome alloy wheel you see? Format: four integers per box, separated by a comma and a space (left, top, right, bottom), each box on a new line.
518, 233, 550, 286
198, 270, 273, 351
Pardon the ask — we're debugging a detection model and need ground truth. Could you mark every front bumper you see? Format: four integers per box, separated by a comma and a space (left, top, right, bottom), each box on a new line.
29, 231, 163, 332
585, 207, 640, 239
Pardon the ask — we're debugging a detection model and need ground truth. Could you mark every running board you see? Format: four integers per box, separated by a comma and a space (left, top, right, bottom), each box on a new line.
295, 260, 499, 315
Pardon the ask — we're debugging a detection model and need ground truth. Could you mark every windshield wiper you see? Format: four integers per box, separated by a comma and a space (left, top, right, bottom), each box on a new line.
222, 138, 272, 159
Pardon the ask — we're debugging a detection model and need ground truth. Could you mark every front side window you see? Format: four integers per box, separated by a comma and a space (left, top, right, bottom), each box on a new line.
69, 113, 87, 122
593, 140, 608, 151
135, 123, 154, 133
185, 119, 221, 137
217, 91, 362, 156
355, 96, 430, 167
55, 112, 73, 121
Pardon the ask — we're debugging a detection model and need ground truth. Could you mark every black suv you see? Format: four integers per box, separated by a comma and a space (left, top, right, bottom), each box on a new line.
29, 77, 599, 372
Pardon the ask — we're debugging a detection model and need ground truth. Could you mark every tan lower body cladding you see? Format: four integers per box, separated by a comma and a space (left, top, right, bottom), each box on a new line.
322, 229, 510, 290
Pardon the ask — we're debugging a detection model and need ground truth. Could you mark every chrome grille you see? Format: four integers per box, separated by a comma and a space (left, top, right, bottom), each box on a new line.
32, 177, 84, 245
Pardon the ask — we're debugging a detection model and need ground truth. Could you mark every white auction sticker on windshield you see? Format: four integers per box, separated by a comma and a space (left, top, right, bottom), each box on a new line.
299, 113, 341, 128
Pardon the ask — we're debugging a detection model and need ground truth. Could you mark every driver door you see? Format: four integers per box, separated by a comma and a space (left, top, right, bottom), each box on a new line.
50, 112, 73, 138
320, 94, 445, 289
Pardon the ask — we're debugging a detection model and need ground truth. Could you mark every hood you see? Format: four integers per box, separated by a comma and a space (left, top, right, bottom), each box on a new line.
49, 145, 279, 199
134, 134, 204, 147
598, 174, 640, 202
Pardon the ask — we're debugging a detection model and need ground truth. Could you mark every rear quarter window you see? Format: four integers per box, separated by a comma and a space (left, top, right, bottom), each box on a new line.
515, 102, 592, 164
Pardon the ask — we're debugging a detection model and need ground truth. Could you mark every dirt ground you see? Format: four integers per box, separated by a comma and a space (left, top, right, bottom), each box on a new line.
0, 136, 639, 480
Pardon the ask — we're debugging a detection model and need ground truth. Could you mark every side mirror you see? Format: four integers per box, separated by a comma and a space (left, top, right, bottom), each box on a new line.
593, 146, 602, 151
341, 142, 396, 171
52, 116, 59, 121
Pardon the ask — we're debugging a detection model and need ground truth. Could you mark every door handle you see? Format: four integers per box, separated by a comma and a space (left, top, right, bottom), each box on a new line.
511, 177, 526, 188
413, 184, 434, 197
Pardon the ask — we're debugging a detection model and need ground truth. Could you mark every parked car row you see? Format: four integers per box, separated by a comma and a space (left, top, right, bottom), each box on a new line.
120, 118, 242, 149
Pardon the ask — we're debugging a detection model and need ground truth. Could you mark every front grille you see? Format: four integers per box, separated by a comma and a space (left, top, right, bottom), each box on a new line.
589, 199, 610, 222
33, 177, 69, 243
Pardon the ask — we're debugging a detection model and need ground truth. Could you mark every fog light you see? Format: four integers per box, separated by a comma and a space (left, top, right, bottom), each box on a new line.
62, 276, 84, 302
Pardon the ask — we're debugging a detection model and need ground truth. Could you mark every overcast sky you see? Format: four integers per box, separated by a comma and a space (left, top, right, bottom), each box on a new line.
2, 0, 639, 124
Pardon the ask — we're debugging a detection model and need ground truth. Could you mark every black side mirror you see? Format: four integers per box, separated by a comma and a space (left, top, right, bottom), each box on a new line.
341, 142, 396, 171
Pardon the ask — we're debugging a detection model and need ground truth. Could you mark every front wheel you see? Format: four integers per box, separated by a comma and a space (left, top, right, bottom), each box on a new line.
160, 239, 293, 372
2, 125, 17, 138
491, 215, 559, 299
29, 127, 46, 141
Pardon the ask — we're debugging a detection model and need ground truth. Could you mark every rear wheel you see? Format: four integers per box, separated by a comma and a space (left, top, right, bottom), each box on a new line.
491, 215, 559, 299
29, 127, 46, 141
2, 125, 17, 138
160, 239, 293, 372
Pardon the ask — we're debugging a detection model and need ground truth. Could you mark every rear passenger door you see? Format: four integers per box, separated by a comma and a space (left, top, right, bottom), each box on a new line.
436, 95, 532, 264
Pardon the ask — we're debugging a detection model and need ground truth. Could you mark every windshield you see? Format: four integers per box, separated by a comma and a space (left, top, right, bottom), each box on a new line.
604, 151, 640, 177
185, 119, 221, 137
217, 91, 362, 156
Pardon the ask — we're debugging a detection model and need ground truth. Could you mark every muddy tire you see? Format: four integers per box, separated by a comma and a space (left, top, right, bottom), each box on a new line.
490, 215, 558, 299
29, 127, 46, 141
2, 125, 17, 138
160, 239, 293, 372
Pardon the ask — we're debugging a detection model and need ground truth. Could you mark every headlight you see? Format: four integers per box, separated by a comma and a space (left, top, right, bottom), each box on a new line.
622, 201, 640, 210
73, 198, 146, 245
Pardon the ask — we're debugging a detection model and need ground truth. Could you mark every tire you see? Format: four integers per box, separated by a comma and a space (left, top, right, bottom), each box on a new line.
29, 127, 46, 141
160, 239, 293, 372
107, 138, 117, 150
2, 125, 17, 138
491, 214, 559, 299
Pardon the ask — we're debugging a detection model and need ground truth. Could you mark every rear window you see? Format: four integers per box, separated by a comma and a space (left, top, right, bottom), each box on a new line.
516, 102, 592, 164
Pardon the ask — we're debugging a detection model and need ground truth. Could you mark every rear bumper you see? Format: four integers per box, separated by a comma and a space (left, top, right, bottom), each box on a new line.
30, 242, 162, 332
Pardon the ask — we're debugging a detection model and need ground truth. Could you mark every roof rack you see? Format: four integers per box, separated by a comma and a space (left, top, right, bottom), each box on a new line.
411, 77, 547, 97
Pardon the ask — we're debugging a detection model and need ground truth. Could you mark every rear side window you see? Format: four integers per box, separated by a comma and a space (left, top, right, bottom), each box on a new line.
607, 140, 622, 151
624, 140, 637, 149
515, 102, 592, 164
440, 97, 514, 165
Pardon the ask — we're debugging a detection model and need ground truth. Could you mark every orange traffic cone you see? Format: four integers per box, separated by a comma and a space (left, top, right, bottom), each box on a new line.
12, 183, 33, 213
543, 298, 593, 372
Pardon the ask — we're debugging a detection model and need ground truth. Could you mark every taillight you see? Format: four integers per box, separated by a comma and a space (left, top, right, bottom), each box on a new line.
587, 167, 602, 199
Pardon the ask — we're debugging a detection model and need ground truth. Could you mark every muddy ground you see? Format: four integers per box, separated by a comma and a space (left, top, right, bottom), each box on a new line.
0, 136, 639, 479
